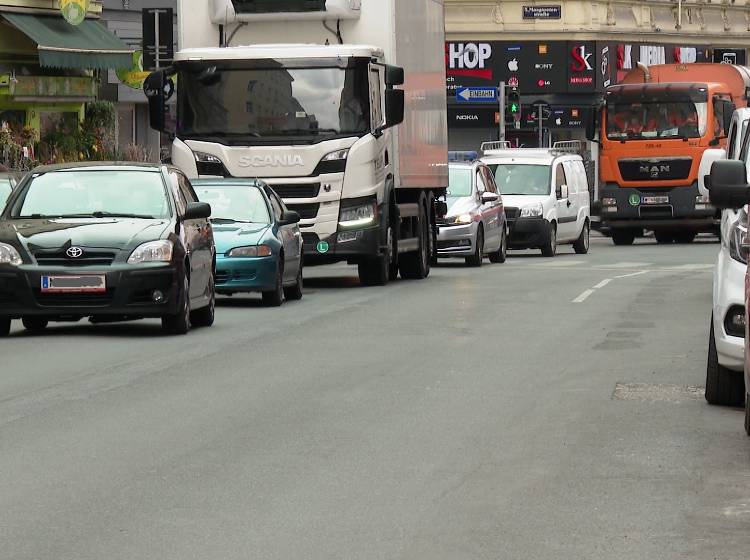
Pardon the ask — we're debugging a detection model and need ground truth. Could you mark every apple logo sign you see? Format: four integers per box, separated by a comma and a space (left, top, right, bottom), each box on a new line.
555, 117, 562, 126
508, 58, 519, 72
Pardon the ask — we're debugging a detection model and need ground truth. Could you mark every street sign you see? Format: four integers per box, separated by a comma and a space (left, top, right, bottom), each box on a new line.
143, 8, 174, 71
456, 87, 498, 103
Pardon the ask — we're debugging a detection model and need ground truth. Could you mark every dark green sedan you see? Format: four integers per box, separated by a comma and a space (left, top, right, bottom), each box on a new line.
193, 179, 303, 306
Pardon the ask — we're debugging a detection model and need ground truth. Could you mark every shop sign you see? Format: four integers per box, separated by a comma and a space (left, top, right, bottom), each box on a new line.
60, 0, 89, 26
10, 76, 96, 98
568, 42, 596, 92
448, 107, 495, 128
714, 49, 746, 65
116, 51, 151, 90
522, 5, 561, 19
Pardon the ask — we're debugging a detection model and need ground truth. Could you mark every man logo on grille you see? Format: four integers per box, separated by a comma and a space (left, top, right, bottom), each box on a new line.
66, 247, 83, 258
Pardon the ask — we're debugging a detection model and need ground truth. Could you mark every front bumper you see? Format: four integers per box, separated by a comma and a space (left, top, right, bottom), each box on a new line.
508, 217, 550, 249
302, 224, 381, 265
436, 222, 477, 256
0, 264, 180, 319
215, 255, 278, 293
713, 250, 746, 371
600, 182, 719, 231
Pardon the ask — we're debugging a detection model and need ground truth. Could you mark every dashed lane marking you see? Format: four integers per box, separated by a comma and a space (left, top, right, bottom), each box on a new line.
612, 383, 705, 403
614, 270, 650, 279
595, 261, 653, 269
661, 264, 714, 271
572, 289, 595, 303
572, 270, 649, 303
530, 260, 587, 267
593, 279, 612, 289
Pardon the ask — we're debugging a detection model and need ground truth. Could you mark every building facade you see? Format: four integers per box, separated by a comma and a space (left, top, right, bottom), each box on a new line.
445, 0, 750, 150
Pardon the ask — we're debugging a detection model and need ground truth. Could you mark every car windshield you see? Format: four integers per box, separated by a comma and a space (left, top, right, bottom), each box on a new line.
0, 178, 12, 204
195, 184, 271, 224
489, 164, 551, 195
177, 59, 370, 144
11, 170, 171, 219
606, 101, 708, 140
447, 168, 474, 198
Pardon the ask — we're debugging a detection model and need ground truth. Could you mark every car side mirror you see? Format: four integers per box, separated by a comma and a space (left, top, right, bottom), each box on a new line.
184, 201, 211, 220
709, 160, 750, 209
481, 192, 499, 204
279, 210, 301, 225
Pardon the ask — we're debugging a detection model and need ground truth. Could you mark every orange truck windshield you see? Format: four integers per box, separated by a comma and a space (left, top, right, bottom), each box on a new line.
606, 100, 708, 140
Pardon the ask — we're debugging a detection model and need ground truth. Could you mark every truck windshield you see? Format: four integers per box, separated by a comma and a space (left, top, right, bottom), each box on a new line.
606, 101, 708, 140
177, 60, 370, 144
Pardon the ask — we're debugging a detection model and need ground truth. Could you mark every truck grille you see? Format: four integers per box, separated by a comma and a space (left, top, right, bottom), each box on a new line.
286, 203, 319, 220
618, 158, 692, 181
271, 183, 321, 199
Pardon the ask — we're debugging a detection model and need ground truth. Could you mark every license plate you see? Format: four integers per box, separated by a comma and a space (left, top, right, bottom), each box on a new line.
642, 196, 669, 205
41, 275, 106, 293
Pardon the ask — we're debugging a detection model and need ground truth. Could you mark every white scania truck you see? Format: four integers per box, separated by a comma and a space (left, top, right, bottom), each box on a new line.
145, 0, 448, 285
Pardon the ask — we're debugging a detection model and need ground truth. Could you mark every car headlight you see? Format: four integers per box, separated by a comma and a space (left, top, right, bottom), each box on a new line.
448, 213, 474, 224
520, 203, 544, 218
127, 240, 174, 264
228, 245, 272, 258
322, 148, 349, 162
339, 198, 377, 229
729, 210, 748, 265
0, 243, 22, 266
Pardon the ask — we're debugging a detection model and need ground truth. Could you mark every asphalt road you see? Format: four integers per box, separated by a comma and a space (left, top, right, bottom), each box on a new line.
1, 234, 748, 559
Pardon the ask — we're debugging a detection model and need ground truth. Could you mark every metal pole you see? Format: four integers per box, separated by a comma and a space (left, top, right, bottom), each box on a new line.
154, 10, 161, 69
537, 103, 544, 147
498, 82, 505, 143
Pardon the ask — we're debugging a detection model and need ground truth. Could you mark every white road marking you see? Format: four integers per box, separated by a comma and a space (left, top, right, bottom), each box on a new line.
614, 270, 650, 279
662, 264, 714, 271
572, 289, 595, 303
597, 262, 653, 269
593, 279, 612, 289
531, 260, 587, 267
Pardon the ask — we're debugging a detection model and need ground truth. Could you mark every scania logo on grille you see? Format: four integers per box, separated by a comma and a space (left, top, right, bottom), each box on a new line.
66, 247, 83, 258
639, 164, 671, 178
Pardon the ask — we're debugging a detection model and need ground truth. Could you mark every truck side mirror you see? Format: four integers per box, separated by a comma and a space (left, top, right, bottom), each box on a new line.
144, 68, 175, 133
709, 160, 750, 209
382, 89, 405, 130
385, 65, 404, 87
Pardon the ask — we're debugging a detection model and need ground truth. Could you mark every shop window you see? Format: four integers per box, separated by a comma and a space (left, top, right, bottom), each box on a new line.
40, 112, 78, 139
0, 110, 25, 130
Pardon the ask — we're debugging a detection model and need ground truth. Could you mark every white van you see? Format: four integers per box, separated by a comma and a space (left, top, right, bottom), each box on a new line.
479, 142, 591, 257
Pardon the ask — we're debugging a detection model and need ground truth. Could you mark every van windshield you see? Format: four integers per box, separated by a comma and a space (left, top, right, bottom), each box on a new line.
488, 164, 550, 195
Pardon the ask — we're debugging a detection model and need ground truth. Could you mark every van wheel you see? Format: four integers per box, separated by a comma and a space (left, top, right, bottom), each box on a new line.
489, 227, 507, 263
654, 231, 674, 244
466, 227, 484, 267
705, 318, 745, 406
611, 230, 636, 246
541, 222, 557, 257
573, 221, 590, 254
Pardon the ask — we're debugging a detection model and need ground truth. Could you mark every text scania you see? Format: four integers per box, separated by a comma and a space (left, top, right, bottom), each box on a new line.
448, 43, 492, 69
238, 155, 305, 168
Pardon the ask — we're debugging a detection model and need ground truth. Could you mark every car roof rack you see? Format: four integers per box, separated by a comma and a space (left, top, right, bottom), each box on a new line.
480, 141, 512, 153
551, 140, 586, 155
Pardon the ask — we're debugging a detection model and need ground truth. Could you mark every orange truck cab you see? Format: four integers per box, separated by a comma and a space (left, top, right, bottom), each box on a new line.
598, 63, 750, 245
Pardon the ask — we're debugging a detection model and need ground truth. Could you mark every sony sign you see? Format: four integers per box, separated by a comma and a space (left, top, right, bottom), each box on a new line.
238, 155, 305, 168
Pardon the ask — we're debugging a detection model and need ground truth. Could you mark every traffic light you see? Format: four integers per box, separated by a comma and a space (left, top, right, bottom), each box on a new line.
506, 89, 521, 119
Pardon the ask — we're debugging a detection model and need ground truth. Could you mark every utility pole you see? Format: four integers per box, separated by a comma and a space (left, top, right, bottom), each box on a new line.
537, 102, 545, 148
498, 82, 505, 143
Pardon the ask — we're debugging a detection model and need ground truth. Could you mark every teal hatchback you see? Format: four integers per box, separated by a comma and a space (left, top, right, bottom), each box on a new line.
193, 179, 303, 306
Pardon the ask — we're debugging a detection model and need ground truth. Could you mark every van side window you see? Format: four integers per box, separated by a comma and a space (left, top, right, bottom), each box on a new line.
555, 163, 567, 199
562, 161, 578, 194
727, 120, 737, 159
481, 168, 497, 194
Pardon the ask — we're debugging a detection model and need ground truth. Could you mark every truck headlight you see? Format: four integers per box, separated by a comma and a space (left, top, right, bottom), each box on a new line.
520, 203, 543, 218
729, 210, 748, 265
322, 148, 349, 162
339, 197, 377, 229
228, 245, 272, 257
127, 240, 174, 264
0, 243, 22, 266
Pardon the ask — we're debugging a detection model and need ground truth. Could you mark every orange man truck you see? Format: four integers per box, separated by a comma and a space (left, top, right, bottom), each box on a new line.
598, 63, 750, 245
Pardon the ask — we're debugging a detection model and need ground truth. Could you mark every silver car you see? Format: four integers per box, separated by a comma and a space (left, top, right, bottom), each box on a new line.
436, 161, 507, 266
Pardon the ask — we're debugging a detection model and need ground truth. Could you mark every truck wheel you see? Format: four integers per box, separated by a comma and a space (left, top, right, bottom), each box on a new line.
488, 227, 507, 263
611, 230, 635, 246
0, 317, 11, 337
22, 317, 48, 333
705, 318, 745, 406
573, 221, 590, 254
654, 231, 674, 244
541, 222, 557, 257
359, 210, 394, 286
400, 199, 430, 280
674, 231, 696, 244
466, 227, 484, 267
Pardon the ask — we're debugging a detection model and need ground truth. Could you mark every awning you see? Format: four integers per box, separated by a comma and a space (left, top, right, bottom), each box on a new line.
2, 13, 132, 70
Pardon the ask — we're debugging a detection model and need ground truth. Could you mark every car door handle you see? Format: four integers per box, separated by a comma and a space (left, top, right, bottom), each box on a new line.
567, 200, 572, 207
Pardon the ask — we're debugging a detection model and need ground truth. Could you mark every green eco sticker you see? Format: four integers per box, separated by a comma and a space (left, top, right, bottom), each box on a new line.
628, 193, 641, 206
316, 241, 330, 254
61, 0, 88, 25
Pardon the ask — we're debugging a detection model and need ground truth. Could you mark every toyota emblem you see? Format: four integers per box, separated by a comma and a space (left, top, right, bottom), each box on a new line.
66, 247, 83, 258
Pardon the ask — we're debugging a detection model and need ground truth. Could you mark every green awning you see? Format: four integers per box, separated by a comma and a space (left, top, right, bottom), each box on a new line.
2, 13, 133, 70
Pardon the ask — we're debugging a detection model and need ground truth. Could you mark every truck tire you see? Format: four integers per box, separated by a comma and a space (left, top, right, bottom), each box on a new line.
573, 221, 590, 254
541, 222, 557, 257
705, 318, 745, 406
400, 197, 430, 280
611, 230, 635, 246
22, 317, 48, 332
466, 226, 484, 267
0, 317, 11, 337
654, 231, 674, 244
359, 203, 395, 286
674, 231, 696, 244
